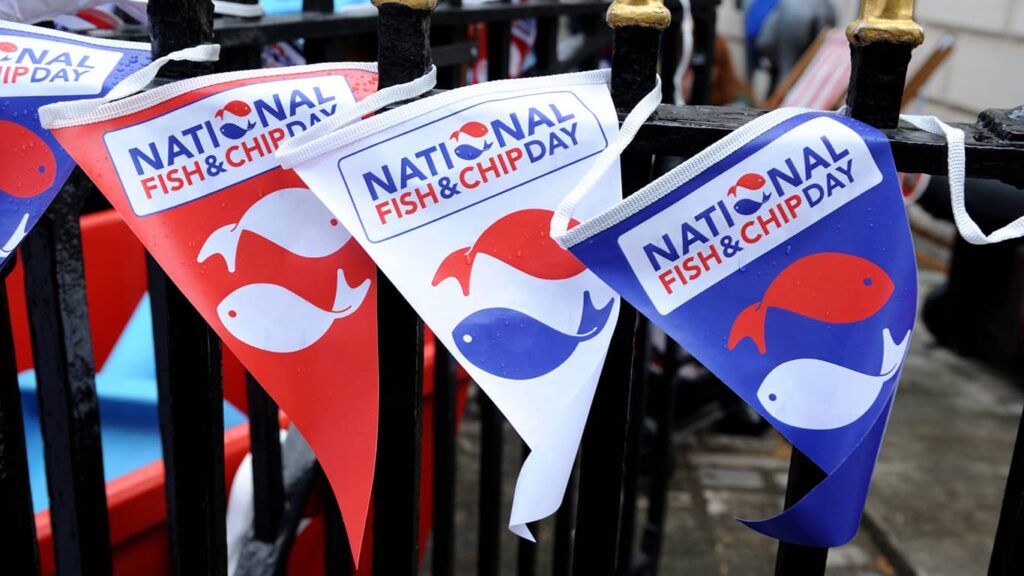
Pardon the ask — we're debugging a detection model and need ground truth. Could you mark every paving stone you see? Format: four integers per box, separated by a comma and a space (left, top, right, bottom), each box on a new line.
698, 467, 767, 490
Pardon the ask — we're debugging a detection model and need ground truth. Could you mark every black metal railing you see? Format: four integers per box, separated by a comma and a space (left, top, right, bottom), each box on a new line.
1, 0, 1023, 575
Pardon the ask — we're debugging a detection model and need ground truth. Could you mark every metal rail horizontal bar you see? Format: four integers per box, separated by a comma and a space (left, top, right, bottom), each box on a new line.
629, 104, 1024, 188
90, 0, 619, 47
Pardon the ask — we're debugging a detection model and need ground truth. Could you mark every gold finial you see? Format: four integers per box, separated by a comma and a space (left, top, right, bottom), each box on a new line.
847, 0, 924, 47
607, 0, 671, 30
372, 0, 438, 9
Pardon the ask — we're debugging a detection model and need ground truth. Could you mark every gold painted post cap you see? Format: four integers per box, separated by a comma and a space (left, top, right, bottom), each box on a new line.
846, 0, 924, 47
372, 0, 439, 9
607, 0, 672, 30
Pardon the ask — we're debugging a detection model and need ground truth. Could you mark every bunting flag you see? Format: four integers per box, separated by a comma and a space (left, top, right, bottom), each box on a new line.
40, 60, 387, 560
277, 70, 624, 538
0, 20, 150, 265
555, 109, 917, 546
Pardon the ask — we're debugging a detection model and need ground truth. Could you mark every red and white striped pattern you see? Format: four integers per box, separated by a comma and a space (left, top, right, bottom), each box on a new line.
782, 29, 851, 110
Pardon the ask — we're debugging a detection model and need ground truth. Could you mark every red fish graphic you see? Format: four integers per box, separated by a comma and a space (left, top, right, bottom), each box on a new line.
215, 100, 252, 120
0, 121, 56, 198
0, 42, 16, 52
726, 173, 767, 197
432, 209, 584, 296
449, 121, 489, 142
728, 252, 895, 354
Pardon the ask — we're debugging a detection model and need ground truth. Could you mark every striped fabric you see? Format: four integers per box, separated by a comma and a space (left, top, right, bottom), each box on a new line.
782, 28, 850, 110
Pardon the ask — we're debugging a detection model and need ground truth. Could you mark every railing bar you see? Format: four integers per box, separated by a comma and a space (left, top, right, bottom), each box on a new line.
146, 2, 227, 574
0, 262, 40, 575
23, 169, 112, 576
516, 441, 538, 576
533, 15, 559, 75
573, 15, 663, 573
432, 346, 458, 576
687, 0, 717, 106
636, 339, 681, 576
552, 459, 578, 576
988, 403, 1024, 575
371, 5, 431, 573
773, 450, 829, 575
246, 374, 284, 542
615, 317, 652, 576
487, 3, 512, 81
477, 391, 504, 576
323, 469, 356, 576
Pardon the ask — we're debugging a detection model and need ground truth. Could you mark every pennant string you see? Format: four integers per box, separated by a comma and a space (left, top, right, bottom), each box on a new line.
38, 44, 221, 128
551, 77, 663, 238
900, 114, 1024, 245
276, 65, 438, 169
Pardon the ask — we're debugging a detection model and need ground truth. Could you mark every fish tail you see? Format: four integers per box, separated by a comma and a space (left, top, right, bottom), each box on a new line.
332, 268, 371, 316
197, 223, 242, 273
246, 120, 256, 130
880, 328, 911, 375
727, 185, 737, 197
449, 130, 461, 141
482, 141, 493, 151
431, 247, 475, 296
215, 109, 225, 120
728, 302, 768, 354
576, 291, 614, 340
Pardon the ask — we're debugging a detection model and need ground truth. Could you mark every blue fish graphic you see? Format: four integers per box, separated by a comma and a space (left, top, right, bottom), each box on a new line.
453, 291, 614, 380
454, 141, 493, 161
219, 120, 257, 141
733, 192, 774, 216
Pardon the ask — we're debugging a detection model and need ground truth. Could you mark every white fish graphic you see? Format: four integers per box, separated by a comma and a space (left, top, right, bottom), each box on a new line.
757, 328, 911, 430
198, 187, 352, 272
0, 213, 30, 258
217, 268, 370, 353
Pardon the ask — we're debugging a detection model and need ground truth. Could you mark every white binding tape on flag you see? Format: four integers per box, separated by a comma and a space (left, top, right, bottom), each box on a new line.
550, 77, 662, 237
39, 44, 222, 128
277, 68, 614, 169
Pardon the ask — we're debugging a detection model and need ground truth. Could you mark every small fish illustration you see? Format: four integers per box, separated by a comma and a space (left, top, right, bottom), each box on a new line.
215, 99, 252, 120
454, 141, 493, 161
728, 252, 895, 354
449, 121, 489, 141
219, 120, 257, 141
432, 209, 584, 296
758, 328, 910, 430
199, 187, 352, 273
217, 268, 370, 353
0, 213, 30, 259
0, 121, 56, 198
726, 173, 766, 197
453, 291, 614, 380
0, 42, 15, 60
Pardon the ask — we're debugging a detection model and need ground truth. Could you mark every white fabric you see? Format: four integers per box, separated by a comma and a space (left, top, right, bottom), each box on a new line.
39, 43, 221, 128
213, 1, 265, 18
901, 113, 1024, 245
551, 78, 662, 236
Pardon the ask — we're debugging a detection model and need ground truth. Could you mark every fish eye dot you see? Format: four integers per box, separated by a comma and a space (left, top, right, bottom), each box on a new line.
228, 310, 237, 318
37, 165, 44, 174
863, 277, 873, 286
330, 218, 338, 226
462, 334, 473, 344
768, 393, 777, 402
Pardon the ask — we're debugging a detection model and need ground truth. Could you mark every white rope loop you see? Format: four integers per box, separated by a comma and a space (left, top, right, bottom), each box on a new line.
901, 114, 1024, 245
550, 77, 663, 238
276, 65, 438, 169
39, 44, 221, 128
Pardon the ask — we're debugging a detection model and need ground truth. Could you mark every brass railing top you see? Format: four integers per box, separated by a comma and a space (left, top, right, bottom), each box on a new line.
607, 0, 671, 30
372, 0, 439, 10
847, 0, 925, 46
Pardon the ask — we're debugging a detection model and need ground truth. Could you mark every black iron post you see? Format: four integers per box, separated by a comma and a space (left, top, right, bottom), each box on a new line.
573, 3, 669, 575
371, 1, 434, 573
0, 257, 39, 575
23, 169, 111, 576
145, 2, 227, 575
